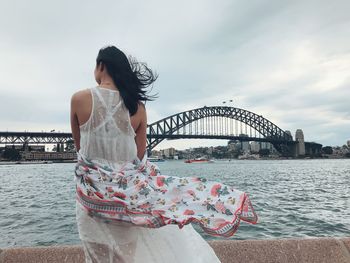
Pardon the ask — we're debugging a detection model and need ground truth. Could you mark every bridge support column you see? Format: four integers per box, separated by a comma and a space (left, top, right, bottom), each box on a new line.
56, 143, 65, 152
147, 147, 152, 157
295, 129, 305, 157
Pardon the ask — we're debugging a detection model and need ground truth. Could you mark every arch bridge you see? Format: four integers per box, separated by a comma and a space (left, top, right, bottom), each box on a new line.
0, 106, 322, 156
147, 106, 295, 154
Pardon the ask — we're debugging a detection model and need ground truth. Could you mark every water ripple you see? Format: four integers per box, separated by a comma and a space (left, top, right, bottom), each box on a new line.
0, 159, 349, 247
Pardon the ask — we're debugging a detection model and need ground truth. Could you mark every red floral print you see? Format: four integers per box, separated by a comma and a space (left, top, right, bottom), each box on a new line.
183, 209, 195, 215
75, 152, 258, 238
211, 184, 221, 197
156, 176, 165, 187
113, 192, 127, 200
94, 191, 104, 199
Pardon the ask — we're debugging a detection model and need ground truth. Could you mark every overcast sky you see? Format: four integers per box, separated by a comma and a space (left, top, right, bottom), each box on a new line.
0, 0, 349, 149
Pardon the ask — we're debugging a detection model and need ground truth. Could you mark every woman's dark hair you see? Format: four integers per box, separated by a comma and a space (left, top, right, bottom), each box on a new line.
96, 46, 157, 115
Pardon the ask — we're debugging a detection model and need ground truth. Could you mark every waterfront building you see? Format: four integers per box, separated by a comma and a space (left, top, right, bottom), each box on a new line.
21, 151, 76, 161
206, 147, 214, 155
28, 145, 45, 152
238, 134, 249, 152
258, 142, 278, 155
250, 141, 260, 153
162, 147, 176, 158
295, 129, 306, 156
227, 141, 238, 151
5, 145, 23, 150
151, 149, 161, 157
260, 142, 271, 150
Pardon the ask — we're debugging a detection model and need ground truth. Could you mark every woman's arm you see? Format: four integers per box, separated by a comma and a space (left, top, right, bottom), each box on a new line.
70, 93, 81, 152
134, 103, 147, 160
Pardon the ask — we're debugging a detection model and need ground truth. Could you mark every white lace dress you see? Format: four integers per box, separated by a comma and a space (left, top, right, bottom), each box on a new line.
75, 86, 222, 263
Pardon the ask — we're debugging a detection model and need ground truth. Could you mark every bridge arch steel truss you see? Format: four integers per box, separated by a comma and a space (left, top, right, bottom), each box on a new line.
0, 132, 72, 145
147, 106, 293, 150
1, 106, 294, 155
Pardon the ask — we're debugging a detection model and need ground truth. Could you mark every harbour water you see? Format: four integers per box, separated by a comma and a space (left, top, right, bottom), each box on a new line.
0, 159, 349, 248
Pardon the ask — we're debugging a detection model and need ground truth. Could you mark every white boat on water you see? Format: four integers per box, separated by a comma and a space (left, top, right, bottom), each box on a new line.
147, 157, 165, 162
185, 157, 214, 163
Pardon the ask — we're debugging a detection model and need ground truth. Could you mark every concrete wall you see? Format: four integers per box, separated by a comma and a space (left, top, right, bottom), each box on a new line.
1, 237, 350, 263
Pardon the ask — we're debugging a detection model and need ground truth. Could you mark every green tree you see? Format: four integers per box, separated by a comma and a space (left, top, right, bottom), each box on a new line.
3, 148, 21, 161
259, 149, 270, 156
322, 146, 333, 155
65, 140, 76, 152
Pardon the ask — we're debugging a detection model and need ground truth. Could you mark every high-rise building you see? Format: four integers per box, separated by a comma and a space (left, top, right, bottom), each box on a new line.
151, 150, 161, 157
239, 134, 249, 152
250, 141, 260, 153
260, 142, 272, 150
162, 147, 176, 158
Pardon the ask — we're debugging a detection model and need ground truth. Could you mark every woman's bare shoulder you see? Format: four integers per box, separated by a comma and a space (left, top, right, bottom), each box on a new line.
138, 101, 146, 110
137, 102, 147, 116
71, 88, 91, 104
130, 102, 147, 124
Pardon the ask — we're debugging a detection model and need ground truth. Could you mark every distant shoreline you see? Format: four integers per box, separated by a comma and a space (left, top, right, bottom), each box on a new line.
0, 156, 348, 165
0, 160, 77, 165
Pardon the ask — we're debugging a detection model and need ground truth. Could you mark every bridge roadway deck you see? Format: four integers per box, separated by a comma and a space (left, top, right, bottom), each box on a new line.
147, 134, 297, 144
1, 237, 350, 263
0, 132, 295, 144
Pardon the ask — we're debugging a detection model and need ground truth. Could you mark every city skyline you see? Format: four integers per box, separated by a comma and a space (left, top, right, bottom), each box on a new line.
0, 1, 349, 148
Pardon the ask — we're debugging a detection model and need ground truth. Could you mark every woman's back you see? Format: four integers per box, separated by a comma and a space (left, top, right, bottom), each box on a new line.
72, 46, 256, 263
79, 86, 137, 167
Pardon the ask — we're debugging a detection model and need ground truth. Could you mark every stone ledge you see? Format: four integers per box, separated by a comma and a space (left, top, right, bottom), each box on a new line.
0, 245, 84, 263
1, 237, 349, 263
210, 238, 350, 263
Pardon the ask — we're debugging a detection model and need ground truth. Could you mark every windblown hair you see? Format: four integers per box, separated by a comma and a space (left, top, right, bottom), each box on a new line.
96, 46, 157, 115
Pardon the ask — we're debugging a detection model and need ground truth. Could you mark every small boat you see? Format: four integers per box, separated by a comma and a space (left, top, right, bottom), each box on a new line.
185, 157, 214, 163
147, 157, 165, 162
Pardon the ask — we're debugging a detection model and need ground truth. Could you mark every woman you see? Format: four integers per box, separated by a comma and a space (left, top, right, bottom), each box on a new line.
70, 46, 257, 263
